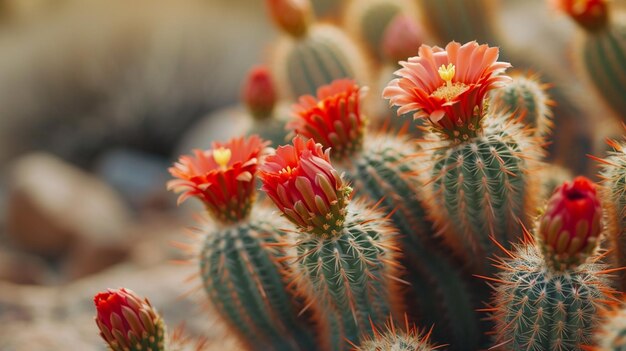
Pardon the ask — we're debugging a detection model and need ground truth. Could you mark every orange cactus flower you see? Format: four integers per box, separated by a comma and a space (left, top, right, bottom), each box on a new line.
287, 79, 366, 161
168, 135, 269, 224
552, 0, 608, 31
383, 41, 511, 142
259, 136, 351, 237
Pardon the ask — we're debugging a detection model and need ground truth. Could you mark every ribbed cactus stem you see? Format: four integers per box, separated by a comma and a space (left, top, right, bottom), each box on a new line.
200, 212, 317, 351
294, 200, 397, 349
424, 116, 539, 272
490, 242, 613, 351
272, 24, 370, 99
490, 74, 554, 138
342, 134, 482, 350
597, 136, 626, 291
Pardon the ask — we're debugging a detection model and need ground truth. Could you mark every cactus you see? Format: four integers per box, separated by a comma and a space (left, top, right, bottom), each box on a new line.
488, 177, 615, 351
384, 41, 542, 271
168, 135, 317, 351
343, 0, 416, 61
271, 24, 371, 100
259, 137, 399, 350
287, 79, 482, 350
595, 135, 626, 291
354, 317, 443, 351
556, 0, 626, 121
490, 73, 554, 138
579, 21, 626, 122
416, 0, 500, 45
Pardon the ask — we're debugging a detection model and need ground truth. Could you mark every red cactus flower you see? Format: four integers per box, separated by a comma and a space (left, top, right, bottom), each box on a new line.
259, 136, 350, 236
242, 65, 277, 120
382, 41, 511, 142
287, 79, 365, 161
538, 176, 603, 270
94, 288, 165, 351
382, 14, 424, 63
266, 0, 311, 37
552, 0, 608, 31
168, 135, 269, 224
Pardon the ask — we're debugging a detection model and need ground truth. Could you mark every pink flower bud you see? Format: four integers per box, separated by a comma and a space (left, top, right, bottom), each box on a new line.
259, 136, 350, 236
538, 176, 603, 270
94, 288, 165, 351
382, 14, 423, 63
242, 65, 277, 120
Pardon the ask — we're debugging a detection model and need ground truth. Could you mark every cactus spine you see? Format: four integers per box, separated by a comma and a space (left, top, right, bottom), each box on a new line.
490, 74, 554, 138
355, 317, 443, 351
593, 299, 626, 351
597, 136, 626, 291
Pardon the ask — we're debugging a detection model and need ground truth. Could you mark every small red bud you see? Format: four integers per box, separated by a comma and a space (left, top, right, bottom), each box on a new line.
242, 65, 277, 120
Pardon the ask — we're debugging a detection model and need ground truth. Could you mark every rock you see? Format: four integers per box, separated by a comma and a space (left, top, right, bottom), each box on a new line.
0, 245, 51, 285
0, 262, 240, 350
94, 148, 172, 211
5, 153, 131, 260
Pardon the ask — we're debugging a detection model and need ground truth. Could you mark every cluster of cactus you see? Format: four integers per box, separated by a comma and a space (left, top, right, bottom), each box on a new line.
92, 1, 626, 351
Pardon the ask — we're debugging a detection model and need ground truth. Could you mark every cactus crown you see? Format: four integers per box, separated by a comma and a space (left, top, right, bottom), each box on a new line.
383, 41, 511, 143
537, 176, 602, 271
167, 135, 269, 225
260, 136, 352, 237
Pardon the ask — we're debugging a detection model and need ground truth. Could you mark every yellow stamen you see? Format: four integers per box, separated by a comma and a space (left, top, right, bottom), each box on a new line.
279, 166, 294, 175
213, 147, 232, 170
438, 63, 456, 88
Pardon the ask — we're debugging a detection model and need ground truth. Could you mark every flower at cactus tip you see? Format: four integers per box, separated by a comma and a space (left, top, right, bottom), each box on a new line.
266, 0, 311, 37
538, 176, 603, 270
552, 0, 608, 31
242, 65, 277, 120
259, 136, 350, 236
287, 79, 366, 161
382, 41, 511, 141
94, 288, 165, 351
168, 135, 269, 224
382, 14, 423, 63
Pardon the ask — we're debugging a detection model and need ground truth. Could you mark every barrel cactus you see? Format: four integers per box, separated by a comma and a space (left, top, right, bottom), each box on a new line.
354, 317, 443, 351
259, 137, 399, 350
488, 177, 616, 351
267, 0, 370, 99
168, 135, 317, 351
383, 41, 542, 272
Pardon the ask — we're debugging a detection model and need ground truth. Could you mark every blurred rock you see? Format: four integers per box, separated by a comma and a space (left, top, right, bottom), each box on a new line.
0, 262, 240, 350
0, 245, 51, 285
5, 153, 131, 260
94, 148, 172, 211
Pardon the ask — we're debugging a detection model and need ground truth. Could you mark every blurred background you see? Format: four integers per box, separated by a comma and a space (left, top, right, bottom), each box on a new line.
0, 0, 623, 349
